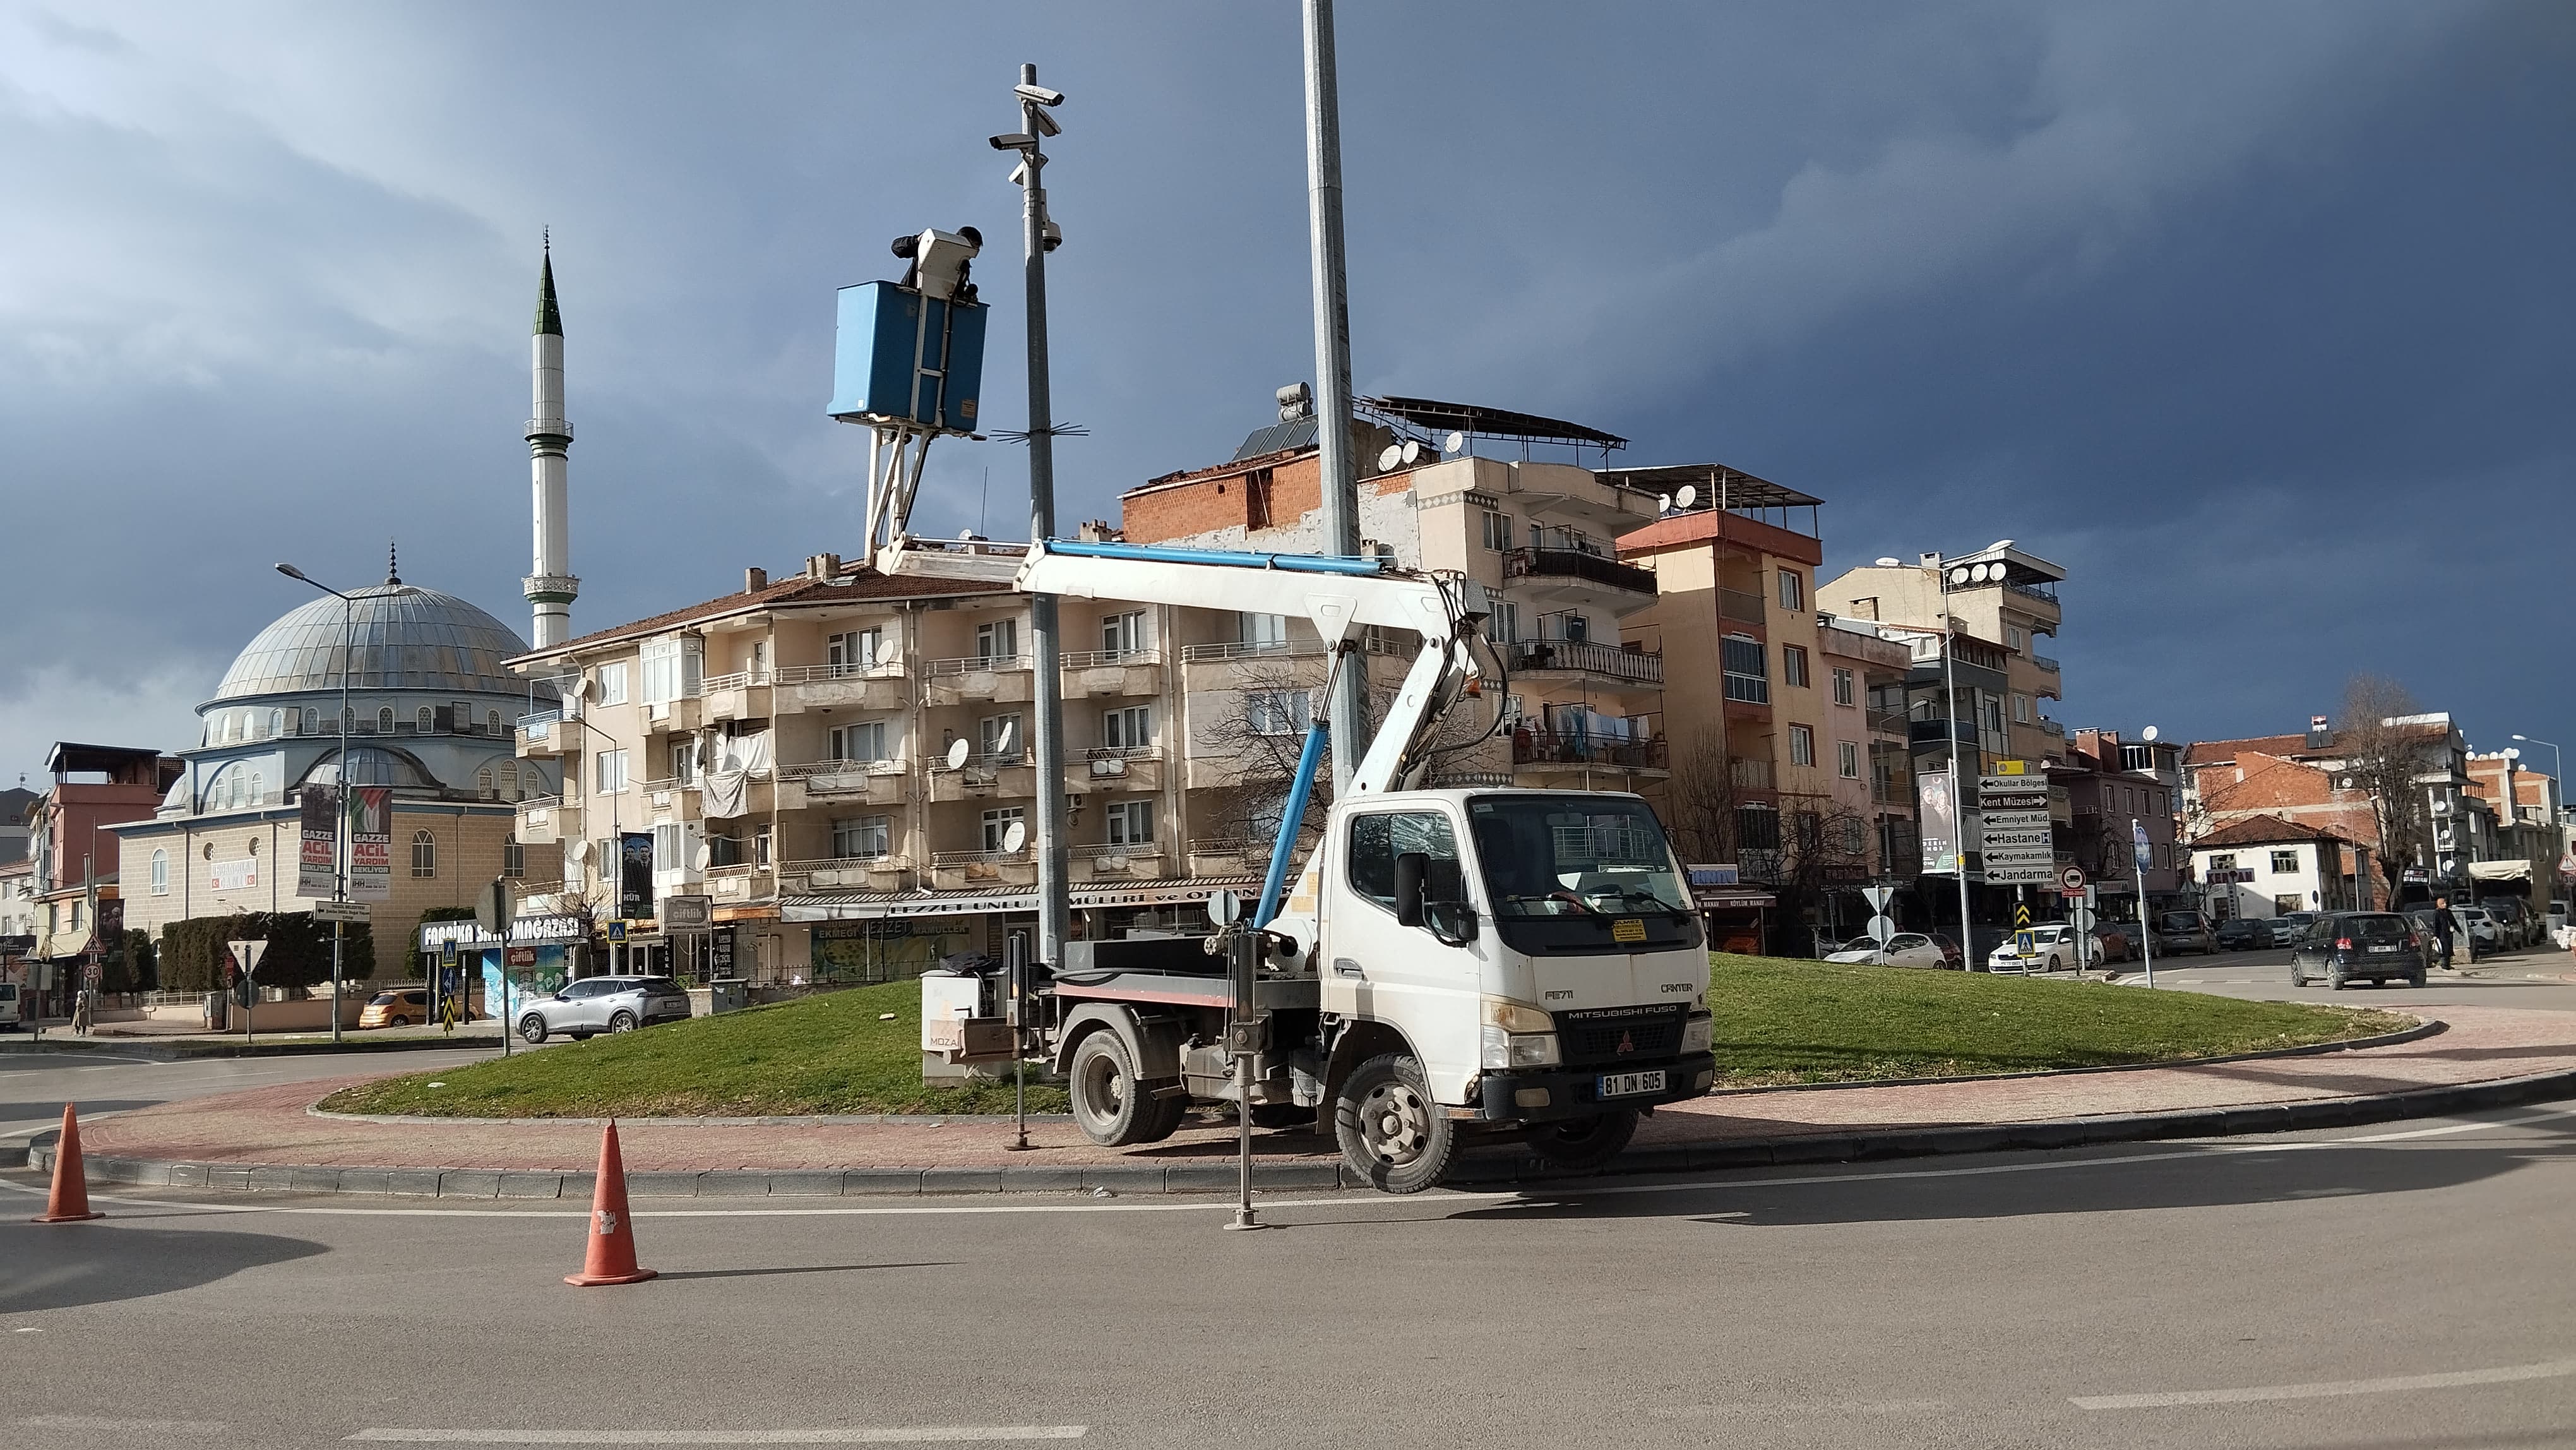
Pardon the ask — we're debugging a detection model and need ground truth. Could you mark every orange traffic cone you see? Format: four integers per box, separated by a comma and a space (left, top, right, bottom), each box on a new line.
564, 1119, 655, 1286
32, 1105, 104, 1223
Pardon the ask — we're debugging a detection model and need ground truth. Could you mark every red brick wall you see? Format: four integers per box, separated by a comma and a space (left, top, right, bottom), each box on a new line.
2198, 751, 2378, 846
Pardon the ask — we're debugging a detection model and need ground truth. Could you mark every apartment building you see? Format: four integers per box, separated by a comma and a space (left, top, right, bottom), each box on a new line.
1817, 543, 2069, 767
2186, 815, 2376, 920
2183, 712, 2491, 908
2053, 728, 2184, 911
1819, 622, 1920, 877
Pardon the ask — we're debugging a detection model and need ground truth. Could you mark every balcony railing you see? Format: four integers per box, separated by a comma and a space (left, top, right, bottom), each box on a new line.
700, 671, 766, 692
773, 661, 905, 685
926, 654, 1031, 676
1506, 640, 1664, 685
929, 748, 1031, 774
1717, 587, 1766, 625
2029, 652, 2061, 674
1510, 730, 1668, 770
778, 758, 907, 779
1505, 547, 1658, 596
1864, 707, 1909, 734
2004, 579, 2060, 606
1071, 840, 1164, 859
1061, 646, 1164, 669
783, 854, 909, 874
1730, 757, 1775, 790
931, 847, 1033, 868
1179, 638, 1328, 662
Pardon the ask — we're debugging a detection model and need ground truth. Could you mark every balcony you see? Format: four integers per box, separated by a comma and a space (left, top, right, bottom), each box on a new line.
2029, 652, 2061, 674
778, 758, 910, 807
1070, 839, 1167, 880
1504, 547, 1658, 601
1510, 729, 1669, 772
705, 863, 775, 902
701, 671, 772, 723
1506, 640, 1663, 687
1864, 707, 1909, 736
516, 710, 566, 757
1186, 834, 1316, 878
642, 779, 701, 822
1180, 638, 1328, 664
1717, 587, 1766, 626
1729, 756, 1775, 791
927, 750, 1035, 803
516, 798, 577, 846
929, 847, 1035, 890
1060, 646, 1165, 700
1071, 746, 1166, 793
1909, 717, 1977, 748
924, 654, 1034, 707
781, 855, 912, 892
773, 661, 910, 716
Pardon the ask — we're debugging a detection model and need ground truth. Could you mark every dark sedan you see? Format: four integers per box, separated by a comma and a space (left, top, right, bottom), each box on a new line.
2288, 913, 2428, 990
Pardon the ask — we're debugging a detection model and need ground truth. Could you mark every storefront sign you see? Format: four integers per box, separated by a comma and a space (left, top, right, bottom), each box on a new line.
419, 913, 588, 949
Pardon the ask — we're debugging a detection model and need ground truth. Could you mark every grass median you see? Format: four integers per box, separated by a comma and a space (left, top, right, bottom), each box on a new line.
319, 954, 2412, 1118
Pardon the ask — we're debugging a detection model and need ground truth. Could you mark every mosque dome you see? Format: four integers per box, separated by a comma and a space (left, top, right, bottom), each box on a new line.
211, 582, 544, 704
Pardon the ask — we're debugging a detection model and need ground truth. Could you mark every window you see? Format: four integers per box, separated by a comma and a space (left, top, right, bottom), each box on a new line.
1105, 799, 1154, 847
1548, 611, 1591, 644
489, 831, 520, 878
499, 761, 520, 800
2271, 850, 2299, 874
975, 618, 1020, 662
653, 822, 688, 875
305, 708, 321, 736
641, 638, 703, 702
378, 706, 395, 733
978, 714, 1022, 760
1492, 600, 1520, 645
1481, 509, 1513, 551
1722, 635, 1769, 704
1831, 668, 1855, 706
825, 629, 883, 675
1103, 705, 1153, 751
593, 662, 629, 706
1099, 611, 1146, 657
981, 806, 1027, 853
1246, 688, 1312, 736
2208, 853, 2236, 873
1346, 810, 1460, 913
1984, 696, 2006, 734
667, 742, 693, 784
595, 749, 629, 794
477, 766, 496, 801
1789, 724, 1815, 767
411, 829, 436, 878
749, 641, 768, 680
832, 721, 891, 764
1781, 644, 1810, 688
1777, 570, 1804, 611
2012, 693, 2031, 724
263, 709, 280, 739
1238, 612, 1287, 649
1837, 740, 1860, 779
833, 815, 891, 860
753, 825, 771, 868
489, 710, 504, 736
150, 849, 169, 896
247, 771, 262, 806
2008, 626, 2025, 651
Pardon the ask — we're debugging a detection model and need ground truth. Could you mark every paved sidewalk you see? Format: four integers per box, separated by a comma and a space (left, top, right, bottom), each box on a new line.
42, 1005, 2576, 1195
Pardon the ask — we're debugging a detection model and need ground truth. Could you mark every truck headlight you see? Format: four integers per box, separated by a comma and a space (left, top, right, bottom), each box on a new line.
1681, 1012, 1712, 1055
1479, 1024, 1561, 1069
1481, 999, 1554, 1034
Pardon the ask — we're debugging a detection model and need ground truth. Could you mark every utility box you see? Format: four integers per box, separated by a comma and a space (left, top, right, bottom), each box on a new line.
921, 968, 1013, 1081
828, 282, 987, 433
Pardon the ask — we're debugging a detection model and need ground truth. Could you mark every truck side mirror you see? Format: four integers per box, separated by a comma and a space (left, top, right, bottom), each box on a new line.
1394, 851, 1428, 928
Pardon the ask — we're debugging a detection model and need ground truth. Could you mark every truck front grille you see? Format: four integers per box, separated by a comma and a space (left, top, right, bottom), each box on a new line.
1555, 1004, 1687, 1067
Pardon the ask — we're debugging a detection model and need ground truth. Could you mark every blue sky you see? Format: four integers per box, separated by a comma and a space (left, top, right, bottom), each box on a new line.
1, 1, 2568, 784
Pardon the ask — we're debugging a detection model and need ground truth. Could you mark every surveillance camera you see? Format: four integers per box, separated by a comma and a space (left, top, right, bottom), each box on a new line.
1015, 83, 1066, 107
1041, 219, 1063, 253
1030, 107, 1061, 138
958, 225, 984, 249
989, 133, 1035, 151
890, 234, 920, 259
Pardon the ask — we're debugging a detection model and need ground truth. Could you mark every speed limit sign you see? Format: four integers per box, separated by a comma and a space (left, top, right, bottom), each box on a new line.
2058, 864, 2087, 896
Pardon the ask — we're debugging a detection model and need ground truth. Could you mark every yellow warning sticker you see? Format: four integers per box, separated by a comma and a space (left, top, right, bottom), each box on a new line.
1612, 918, 1647, 944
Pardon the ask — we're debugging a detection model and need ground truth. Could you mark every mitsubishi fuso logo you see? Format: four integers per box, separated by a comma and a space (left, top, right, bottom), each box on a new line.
1616, 1031, 1635, 1055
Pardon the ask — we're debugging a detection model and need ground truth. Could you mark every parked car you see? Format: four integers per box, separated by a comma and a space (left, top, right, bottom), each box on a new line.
2483, 899, 2537, 948
2154, 909, 2217, 956
2457, 906, 2503, 950
1929, 932, 1966, 969
2214, 917, 2265, 952
0, 981, 18, 1031
2274, 911, 2322, 941
358, 987, 433, 1029
2257, 916, 2306, 947
1825, 932, 1948, 969
1986, 922, 2077, 972
2088, 923, 2133, 962
516, 975, 693, 1044
2288, 912, 2429, 989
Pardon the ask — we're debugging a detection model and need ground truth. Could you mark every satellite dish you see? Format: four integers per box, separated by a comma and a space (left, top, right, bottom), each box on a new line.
1673, 484, 1698, 510
1443, 431, 1467, 455
1206, 887, 1243, 926
945, 738, 971, 770
2142, 725, 2160, 741
693, 842, 712, 870
570, 839, 592, 865
1948, 567, 1972, 587
1657, 494, 1673, 514
1873, 556, 1902, 567
1400, 439, 1427, 466
1001, 820, 1028, 853
996, 719, 1018, 755
566, 676, 592, 702
1376, 444, 1404, 472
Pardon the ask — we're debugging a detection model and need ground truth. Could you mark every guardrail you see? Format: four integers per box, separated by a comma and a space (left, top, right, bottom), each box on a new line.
1071, 841, 1163, 859
700, 671, 766, 693
777, 758, 908, 779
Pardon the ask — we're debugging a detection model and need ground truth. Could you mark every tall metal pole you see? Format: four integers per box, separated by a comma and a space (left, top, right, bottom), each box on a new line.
1938, 566, 1973, 962
1015, 63, 1072, 972
333, 591, 350, 1043
1303, 0, 1368, 796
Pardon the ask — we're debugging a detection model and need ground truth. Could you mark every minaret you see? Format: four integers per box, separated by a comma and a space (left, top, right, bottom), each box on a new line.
523, 237, 578, 647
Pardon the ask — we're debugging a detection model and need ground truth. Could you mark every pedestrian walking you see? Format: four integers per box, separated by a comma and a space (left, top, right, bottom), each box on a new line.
70, 986, 93, 1036
2431, 895, 2457, 971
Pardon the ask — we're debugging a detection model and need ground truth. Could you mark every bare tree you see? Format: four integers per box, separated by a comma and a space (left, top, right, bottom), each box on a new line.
1772, 796, 1876, 943
1664, 727, 1741, 864
2336, 673, 2433, 906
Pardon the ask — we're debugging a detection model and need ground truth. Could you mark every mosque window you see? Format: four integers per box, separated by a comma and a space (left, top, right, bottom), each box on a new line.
418, 707, 435, 734
248, 772, 263, 806
503, 835, 525, 879
377, 707, 395, 734
478, 767, 496, 801
150, 849, 169, 896
304, 708, 321, 735
256, 710, 274, 740
411, 830, 436, 878
487, 710, 503, 736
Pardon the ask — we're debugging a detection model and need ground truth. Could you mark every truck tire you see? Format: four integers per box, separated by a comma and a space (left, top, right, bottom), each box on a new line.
1335, 1052, 1457, 1194
1068, 1031, 1160, 1147
1249, 1103, 1313, 1132
1525, 1108, 1639, 1173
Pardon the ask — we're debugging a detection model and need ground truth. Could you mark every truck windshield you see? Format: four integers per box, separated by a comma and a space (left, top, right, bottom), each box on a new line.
1465, 795, 1700, 955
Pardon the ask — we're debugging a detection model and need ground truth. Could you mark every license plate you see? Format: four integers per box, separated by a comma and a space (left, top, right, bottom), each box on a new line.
1597, 1070, 1666, 1099
2368, 945, 2400, 954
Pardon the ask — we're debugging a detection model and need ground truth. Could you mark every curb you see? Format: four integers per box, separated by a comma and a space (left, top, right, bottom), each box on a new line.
33, 1060, 2576, 1199
1701, 1016, 2443, 1098
0, 1034, 505, 1060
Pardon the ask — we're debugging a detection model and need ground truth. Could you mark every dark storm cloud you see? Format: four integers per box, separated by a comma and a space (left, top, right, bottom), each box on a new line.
0, 1, 2565, 779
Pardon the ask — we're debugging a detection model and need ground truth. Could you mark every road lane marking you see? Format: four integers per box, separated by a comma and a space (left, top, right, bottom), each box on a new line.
3, 1104, 2568, 1223
2072, 1356, 2576, 1409
18, 1415, 229, 1433
345, 1429, 1086, 1444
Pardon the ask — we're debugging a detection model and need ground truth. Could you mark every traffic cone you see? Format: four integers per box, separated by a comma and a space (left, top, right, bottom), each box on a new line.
564, 1119, 655, 1286
32, 1105, 104, 1223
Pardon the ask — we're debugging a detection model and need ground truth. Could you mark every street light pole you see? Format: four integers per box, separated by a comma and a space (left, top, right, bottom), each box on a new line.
1303, 0, 1368, 796
2512, 734, 2563, 823
277, 563, 354, 1044
1936, 565, 1973, 961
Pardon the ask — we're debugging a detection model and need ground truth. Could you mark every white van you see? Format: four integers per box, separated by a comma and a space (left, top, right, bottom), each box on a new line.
0, 981, 20, 1030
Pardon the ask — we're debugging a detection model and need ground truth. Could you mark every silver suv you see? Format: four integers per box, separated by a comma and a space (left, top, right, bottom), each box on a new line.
517, 975, 692, 1044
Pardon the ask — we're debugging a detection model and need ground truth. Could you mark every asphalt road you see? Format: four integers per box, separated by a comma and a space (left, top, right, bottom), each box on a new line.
4, 1103, 2574, 1448
2115, 941, 2576, 1013
0, 1045, 510, 1148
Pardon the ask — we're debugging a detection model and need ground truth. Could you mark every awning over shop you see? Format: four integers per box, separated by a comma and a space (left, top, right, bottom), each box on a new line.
784, 875, 1260, 923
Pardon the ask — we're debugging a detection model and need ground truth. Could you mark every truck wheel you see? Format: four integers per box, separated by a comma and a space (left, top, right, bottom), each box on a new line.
1335, 1053, 1456, 1194
1068, 1031, 1159, 1147
1526, 1108, 1638, 1172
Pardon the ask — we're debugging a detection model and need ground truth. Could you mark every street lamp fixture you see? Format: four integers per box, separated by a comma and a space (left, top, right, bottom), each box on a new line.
276, 561, 356, 1043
